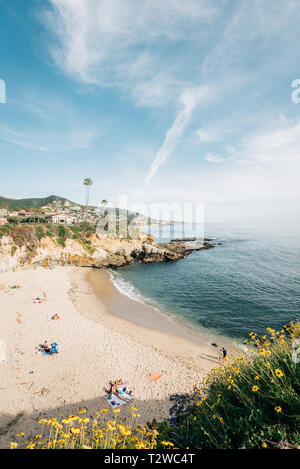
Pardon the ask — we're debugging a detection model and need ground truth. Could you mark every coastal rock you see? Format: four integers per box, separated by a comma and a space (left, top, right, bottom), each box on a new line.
0, 228, 217, 272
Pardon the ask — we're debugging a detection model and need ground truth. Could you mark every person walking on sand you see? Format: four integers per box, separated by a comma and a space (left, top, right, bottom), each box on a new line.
218, 347, 227, 364
88, 286, 92, 295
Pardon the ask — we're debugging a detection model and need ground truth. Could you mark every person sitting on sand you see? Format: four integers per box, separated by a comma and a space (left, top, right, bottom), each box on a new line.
115, 386, 135, 402
107, 379, 123, 394
43, 341, 51, 353
106, 379, 134, 400
51, 314, 60, 321
114, 379, 135, 402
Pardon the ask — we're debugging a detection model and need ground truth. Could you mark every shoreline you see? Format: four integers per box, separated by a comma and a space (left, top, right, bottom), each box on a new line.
71, 268, 224, 371
0, 266, 220, 448
107, 268, 232, 347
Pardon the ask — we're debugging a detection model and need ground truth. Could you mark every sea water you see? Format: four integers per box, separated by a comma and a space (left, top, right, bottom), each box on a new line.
109, 223, 300, 341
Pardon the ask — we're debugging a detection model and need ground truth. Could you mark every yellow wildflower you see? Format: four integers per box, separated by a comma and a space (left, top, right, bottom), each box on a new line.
71, 427, 80, 435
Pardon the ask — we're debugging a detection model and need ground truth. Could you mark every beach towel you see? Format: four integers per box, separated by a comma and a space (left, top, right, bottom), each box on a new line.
149, 372, 163, 382
105, 384, 133, 409
40, 342, 60, 356
33, 298, 42, 304
105, 391, 133, 409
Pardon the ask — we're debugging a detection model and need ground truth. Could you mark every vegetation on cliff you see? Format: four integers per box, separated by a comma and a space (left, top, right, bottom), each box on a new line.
158, 320, 300, 449
0, 222, 97, 252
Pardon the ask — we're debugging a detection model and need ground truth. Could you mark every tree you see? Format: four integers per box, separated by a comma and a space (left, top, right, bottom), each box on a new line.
83, 178, 93, 219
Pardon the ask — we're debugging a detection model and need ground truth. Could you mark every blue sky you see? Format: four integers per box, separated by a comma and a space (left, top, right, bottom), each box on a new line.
0, 0, 300, 223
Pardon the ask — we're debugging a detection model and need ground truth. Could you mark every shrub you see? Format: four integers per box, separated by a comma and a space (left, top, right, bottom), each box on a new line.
12, 225, 37, 247
157, 320, 300, 449
10, 409, 158, 449
36, 226, 45, 241
10, 245, 17, 256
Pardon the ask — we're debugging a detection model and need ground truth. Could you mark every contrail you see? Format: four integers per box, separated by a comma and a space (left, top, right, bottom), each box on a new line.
144, 86, 209, 186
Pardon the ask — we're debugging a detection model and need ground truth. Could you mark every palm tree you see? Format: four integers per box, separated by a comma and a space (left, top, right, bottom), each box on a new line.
100, 199, 108, 217
83, 178, 93, 219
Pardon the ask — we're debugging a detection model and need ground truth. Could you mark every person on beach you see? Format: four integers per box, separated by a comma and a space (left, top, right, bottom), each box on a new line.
218, 347, 227, 363
43, 292, 47, 301
51, 314, 60, 320
107, 379, 125, 394
43, 341, 51, 353
115, 386, 135, 402
107, 379, 135, 402
88, 286, 92, 294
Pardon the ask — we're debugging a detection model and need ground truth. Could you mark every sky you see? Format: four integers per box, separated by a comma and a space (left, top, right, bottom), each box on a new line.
0, 0, 300, 224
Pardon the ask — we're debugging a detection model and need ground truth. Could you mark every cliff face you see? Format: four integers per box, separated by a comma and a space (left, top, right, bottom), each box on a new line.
0, 231, 185, 272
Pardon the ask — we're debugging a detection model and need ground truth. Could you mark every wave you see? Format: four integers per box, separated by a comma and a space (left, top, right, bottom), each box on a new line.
108, 269, 156, 308
108, 269, 243, 348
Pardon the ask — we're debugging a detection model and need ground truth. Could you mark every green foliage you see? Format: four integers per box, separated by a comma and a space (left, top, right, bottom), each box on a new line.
57, 238, 66, 248
7, 217, 24, 224
11, 225, 36, 247
158, 321, 300, 449
36, 226, 45, 241
0, 195, 80, 210
10, 245, 17, 256
0, 224, 11, 236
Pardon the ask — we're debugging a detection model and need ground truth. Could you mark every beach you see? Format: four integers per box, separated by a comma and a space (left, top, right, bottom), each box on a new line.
0, 266, 221, 449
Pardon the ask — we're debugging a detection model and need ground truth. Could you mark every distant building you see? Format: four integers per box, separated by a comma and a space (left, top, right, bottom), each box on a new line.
45, 213, 76, 225
71, 205, 81, 212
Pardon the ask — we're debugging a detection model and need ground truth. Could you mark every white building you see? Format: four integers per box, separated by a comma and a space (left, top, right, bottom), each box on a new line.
45, 213, 76, 225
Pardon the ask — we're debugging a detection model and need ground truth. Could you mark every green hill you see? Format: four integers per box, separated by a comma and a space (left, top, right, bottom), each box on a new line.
0, 195, 147, 222
0, 195, 75, 210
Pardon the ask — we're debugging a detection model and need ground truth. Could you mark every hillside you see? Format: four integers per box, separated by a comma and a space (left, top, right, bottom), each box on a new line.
0, 195, 73, 210
0, 195, 146, 223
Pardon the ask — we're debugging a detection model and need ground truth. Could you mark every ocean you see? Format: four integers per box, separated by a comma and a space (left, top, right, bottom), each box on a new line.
109, 223, 300, 342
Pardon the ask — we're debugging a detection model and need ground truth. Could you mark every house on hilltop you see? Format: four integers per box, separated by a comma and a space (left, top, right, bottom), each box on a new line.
44, 213, 76, 225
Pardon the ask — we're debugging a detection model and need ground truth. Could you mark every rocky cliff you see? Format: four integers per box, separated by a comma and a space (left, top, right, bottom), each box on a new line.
0, 224, 215, 272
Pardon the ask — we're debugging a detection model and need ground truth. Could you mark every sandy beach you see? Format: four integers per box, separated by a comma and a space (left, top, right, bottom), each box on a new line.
0, 266, 222, 449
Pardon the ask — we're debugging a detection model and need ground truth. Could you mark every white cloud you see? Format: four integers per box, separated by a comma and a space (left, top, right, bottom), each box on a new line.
41, 0, 220, 106
0, 125, 49, 152
0, 122, 99, 153
135, 117, 300, 223
203, 0, 300, 75
144, 86, 211, 185
197, 129, 217, 142
204, 153, 223, 164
